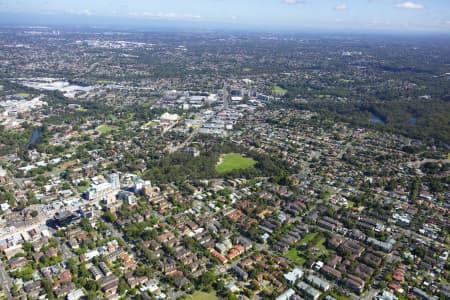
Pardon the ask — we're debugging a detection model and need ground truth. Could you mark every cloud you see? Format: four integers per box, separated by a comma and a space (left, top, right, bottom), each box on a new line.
281, 0, 301, 5
80, 9, 93, 16
157, 12, 177, 18
396, 2, 424, 9
65, 9, 93, 16
334, 4, 347, 11
129, 11, 201, 19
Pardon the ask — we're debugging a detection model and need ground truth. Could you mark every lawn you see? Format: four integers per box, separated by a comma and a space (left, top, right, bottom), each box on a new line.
185, 291, 219, 300
216, 153, 256, 174
96, 124, 114, 134
285, 233, 334, 264
59, 160, 77, 170
243, 67, 252, 72
285, 248, 307, 265
77, 185, 89, 193
285, 233, 317, 265
18, 92, 30, 97
316, 236, 327, 251
272, 85, 287, 95
308, 236, 333, 259
146, 120, 158, 127
300, 232, 318, 244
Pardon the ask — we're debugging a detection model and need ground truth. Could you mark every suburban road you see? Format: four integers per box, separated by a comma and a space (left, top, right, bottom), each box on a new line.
0, 262, 12, 300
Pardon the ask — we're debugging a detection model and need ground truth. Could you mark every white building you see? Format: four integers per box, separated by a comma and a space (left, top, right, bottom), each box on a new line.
306, 274, 331, 292
0, 203, 10, 212
85, 173, 120, 201
284, 268, 304, 285
67, 289, 85, 300
108, 173, 121, 190
276, 288, 296, 300
160, 112, 179, 124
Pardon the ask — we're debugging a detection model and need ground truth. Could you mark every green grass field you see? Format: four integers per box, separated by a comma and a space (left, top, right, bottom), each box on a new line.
18, 92, 30, 97
285, 232, 334, 264
77, 185, 89, 193
243, 67, 252, 72
185, 291, 219, 300
146, 120, 158, 127
96, 124, 114, 134
285, 248, 307, 265
300, 233, 318, 243
272, 85, 287, 95
216, 153, 256, 174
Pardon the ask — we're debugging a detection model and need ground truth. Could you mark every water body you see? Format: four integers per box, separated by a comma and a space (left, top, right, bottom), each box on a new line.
27, 128, 40, 149
369, 114, 386, 125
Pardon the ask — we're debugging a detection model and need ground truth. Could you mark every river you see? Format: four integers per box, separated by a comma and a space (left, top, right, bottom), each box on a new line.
27, 128, 40, 149
369, 114, 386, 125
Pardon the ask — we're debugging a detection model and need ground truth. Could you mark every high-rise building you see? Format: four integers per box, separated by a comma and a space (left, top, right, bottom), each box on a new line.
108, 173, 120, 191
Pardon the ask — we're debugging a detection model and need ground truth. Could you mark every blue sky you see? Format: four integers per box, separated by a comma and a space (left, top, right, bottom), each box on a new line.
0, 0, 449, 32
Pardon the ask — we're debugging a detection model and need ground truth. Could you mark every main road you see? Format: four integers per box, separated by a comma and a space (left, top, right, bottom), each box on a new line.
0, 262, 12, 300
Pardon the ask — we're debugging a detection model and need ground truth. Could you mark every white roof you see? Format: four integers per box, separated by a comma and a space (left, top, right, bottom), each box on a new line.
0, 203, 10, 211
190, 96, 205, 101
160, 112, 179, 121
84, 249, 100, 260
276, 288, 296, 300
284, 268, 304, 283
67, 289, 85, 300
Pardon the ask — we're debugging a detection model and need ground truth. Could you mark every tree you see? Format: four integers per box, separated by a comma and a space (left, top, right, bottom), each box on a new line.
409, 178, 420, 203
42, 279, 55, 300
23, 242, 33, 252
118, 278, 129, 295
197, 270, 216, 291
87, 291, 96, 300
86, 279, 98, 292
80, 218, 93, 232
103, 211, 117, 223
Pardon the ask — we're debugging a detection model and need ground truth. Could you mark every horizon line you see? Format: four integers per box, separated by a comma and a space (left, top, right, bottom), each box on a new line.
1, 12, 450, 35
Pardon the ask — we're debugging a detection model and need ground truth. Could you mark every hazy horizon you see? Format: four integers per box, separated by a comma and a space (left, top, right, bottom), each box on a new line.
0, 0, 449, 34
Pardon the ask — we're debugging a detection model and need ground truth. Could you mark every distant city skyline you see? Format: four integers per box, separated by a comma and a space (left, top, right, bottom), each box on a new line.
0, 0, 449, 32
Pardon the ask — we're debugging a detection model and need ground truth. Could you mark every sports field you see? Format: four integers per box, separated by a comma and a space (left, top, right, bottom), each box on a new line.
272, 85, 287, 94
185, 291, 219, 300
96, 124, 114, 134
216, 153, 256, 174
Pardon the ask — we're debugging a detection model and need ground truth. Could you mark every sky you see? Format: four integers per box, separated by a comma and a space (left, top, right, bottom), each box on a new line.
0, 0, 449, 32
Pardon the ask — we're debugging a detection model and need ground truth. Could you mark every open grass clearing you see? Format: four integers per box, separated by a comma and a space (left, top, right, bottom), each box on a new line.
285, 248, 307, 265
272, 85, 287, 94
146, 120, 158, 127
185, 291, 219, 300
96, 124, 114, 134
215, 153, 256, 174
